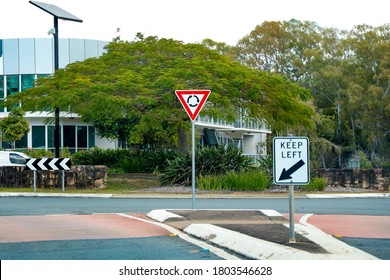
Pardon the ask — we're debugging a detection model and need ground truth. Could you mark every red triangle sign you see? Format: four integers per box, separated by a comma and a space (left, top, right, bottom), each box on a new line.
175, 90, 211, 121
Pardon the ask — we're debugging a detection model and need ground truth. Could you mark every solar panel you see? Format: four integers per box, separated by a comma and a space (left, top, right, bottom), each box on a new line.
29, 1, 83, 22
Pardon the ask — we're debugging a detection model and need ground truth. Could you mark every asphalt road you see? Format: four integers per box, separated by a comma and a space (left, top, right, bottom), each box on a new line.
0, 196, 388, 260
0, 197, 389, 216
0, 236, 222, 260
339, 237, 390, 260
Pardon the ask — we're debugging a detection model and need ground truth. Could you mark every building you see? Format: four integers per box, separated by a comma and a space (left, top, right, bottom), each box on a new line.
0, 38, 270, 158
0, 38, 116, 152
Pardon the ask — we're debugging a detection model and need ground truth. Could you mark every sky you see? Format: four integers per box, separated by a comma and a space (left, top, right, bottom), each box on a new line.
2, 0, 389, 45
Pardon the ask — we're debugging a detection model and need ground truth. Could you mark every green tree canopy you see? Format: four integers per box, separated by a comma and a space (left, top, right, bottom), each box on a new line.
235, 20, 390, 166
4, 35, 315, 150
0, 107, 30, 149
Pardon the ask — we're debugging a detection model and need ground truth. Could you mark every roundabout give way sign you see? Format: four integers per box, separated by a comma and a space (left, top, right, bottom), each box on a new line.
175, 90, 211, 121
273, 137, 310, 185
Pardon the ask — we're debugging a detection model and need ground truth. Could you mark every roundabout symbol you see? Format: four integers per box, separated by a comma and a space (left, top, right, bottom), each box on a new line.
187, 95, 200, 107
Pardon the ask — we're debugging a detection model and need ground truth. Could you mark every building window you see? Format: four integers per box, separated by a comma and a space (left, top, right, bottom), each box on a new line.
77, 126, 88, 148
88, 126, 95, 148
32, 126, 45, 148
6, 75, 19, 96
21, 74, 35, 91
15, 133, 28, 149
30, 125, 95, 152
0, 76, 4, 98
0, 76, 4, 112
63, 125, 76, 149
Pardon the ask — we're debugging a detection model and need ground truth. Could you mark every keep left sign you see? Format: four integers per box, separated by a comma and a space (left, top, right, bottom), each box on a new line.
273, 137, 310, 185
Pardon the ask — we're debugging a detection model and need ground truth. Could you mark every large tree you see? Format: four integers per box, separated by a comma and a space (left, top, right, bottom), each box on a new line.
235, 20, 390, 167
4, 35, 315, 152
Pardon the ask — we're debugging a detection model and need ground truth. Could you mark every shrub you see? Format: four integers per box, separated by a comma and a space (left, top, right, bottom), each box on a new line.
160, 146, 255, 186
72, 147, 126, 166
71, 148, 180, 173
23, 149, 54, 158
144, 149, 180, 173
116, 156, 145, 173
198, 171, 271, 191
301, 177, 327, 191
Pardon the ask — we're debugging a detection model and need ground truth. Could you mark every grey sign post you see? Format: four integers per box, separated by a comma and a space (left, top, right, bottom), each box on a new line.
273, 137, 310, 243
175, 90, 211, 210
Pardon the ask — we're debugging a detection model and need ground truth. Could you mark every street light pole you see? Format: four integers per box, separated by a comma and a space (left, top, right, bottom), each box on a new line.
29, 1, 82, 157
53, 16, 60, 157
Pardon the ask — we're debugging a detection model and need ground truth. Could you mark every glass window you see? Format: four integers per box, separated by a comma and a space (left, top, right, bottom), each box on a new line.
59, 38, 70, 68
21, 74, 35, 91
19, 39, 35, 74
1, 141, 11, 149
9, 153, 27, 165
3, 39, 19, 74
0, 76, 4, 112
88, 126, 95, 148
69, 39, 85, 63
2, 133, 28, 149
6, 75, 19, 96
15, 133, 28, 149
77, 126, 88, 148
32, 126, 46, 148
0, 76, 4, 98
63, 125, 75, 148
35, 38, 53, 74
48, 126, 55, 148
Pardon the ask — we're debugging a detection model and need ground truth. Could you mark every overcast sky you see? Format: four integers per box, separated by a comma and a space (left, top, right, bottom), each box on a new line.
2, 0, 389, 45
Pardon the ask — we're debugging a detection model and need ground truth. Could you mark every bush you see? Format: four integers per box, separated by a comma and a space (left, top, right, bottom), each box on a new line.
71, 148, 180, 173
160, 146, 255, 186
23, 149, 54, 158
198, 171, 271, 191
144, 149, 180, 173
72, 148, 129, 166
301, 177, 327, 191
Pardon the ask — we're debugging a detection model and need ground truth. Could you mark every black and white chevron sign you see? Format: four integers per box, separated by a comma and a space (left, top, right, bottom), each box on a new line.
26, 158, 71, 171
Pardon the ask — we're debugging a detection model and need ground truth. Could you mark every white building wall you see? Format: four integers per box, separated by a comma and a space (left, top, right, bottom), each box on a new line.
95, 136, 116, 149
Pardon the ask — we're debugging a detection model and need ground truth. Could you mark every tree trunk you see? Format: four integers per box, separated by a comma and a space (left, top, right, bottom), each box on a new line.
178, 126, 188, 154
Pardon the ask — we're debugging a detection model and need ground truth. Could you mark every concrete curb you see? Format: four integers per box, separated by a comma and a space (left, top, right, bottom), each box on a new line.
306, 193, 389, 198
0, 192, 113, 198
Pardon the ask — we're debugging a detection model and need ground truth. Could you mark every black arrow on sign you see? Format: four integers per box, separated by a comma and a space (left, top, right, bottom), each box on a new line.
279, 159, 305, 181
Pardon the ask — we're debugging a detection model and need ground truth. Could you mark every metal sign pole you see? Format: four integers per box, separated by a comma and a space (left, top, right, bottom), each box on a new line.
33, 170, 37, 193
288, 185, 296, 243
62, 170, 65, 192
191, 120, 196, 210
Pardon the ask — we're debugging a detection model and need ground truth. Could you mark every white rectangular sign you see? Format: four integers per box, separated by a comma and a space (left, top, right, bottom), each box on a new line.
273, 137, 310, 185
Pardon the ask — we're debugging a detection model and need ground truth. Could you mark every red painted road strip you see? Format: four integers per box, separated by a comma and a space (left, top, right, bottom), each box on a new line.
307, 215, 390, 239
0, 214, 170, 243
284, 213, 390, 238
